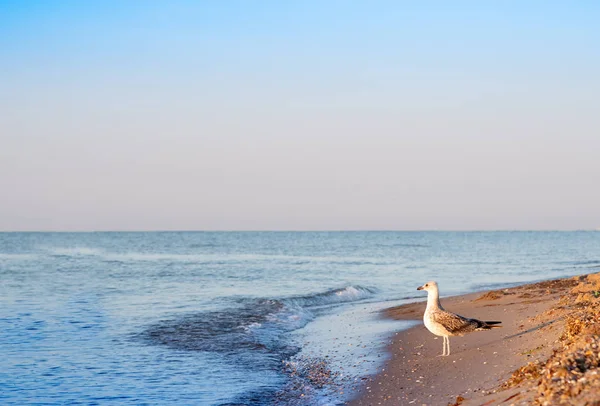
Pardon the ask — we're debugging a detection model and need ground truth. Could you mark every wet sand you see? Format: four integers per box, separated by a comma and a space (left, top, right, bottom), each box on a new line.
348, 277, 580, 406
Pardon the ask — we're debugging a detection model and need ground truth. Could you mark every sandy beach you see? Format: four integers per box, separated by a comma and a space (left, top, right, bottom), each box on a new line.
349, 272, 600, 406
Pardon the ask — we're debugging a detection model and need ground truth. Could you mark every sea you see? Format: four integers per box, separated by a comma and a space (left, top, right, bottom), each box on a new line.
1, 231, 599, 405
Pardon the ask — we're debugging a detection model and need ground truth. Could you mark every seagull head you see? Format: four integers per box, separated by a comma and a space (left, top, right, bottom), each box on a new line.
417, 280, 438, 292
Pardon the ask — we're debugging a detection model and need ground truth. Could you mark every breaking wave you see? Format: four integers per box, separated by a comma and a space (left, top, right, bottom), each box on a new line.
136, 285, 377, 404
284, 285, 377, 308
138, 285, 376, 356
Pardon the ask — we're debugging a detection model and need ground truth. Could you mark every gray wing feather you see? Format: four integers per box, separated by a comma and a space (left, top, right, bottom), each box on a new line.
432, 310, 480, 335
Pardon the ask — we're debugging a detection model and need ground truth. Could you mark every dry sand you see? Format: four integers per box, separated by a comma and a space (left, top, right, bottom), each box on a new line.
348, 276, 591, 406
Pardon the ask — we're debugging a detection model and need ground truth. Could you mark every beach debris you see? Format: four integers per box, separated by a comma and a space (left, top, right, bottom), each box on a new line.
537, 335, 600, 405
475, 290, 505, 301
448, 395, 465, 406
502, 360, 542, 388
498, 273, 600, 405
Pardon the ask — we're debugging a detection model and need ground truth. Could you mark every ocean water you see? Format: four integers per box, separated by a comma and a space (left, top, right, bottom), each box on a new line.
1, 231, 599, 405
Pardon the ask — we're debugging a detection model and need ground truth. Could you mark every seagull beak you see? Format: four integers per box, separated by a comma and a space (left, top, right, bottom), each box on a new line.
417, 286, 424, 291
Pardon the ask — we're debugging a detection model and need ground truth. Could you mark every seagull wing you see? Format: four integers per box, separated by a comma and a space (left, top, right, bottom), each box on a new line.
431, 310, 480, 335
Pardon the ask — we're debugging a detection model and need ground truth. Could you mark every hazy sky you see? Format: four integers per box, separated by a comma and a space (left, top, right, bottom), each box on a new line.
1, 1, 599, 231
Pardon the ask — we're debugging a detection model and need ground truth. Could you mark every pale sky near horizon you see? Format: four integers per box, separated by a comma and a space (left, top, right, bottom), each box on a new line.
1, 1, 599, 231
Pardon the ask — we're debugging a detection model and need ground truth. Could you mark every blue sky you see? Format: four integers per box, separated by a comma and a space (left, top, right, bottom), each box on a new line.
1, 1, 599, 230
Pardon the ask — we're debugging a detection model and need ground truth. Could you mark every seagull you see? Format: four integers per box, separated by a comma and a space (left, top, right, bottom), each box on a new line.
417, 281, 502, 356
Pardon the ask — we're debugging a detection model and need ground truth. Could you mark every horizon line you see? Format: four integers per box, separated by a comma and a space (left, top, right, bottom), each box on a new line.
0, 229, 597, 233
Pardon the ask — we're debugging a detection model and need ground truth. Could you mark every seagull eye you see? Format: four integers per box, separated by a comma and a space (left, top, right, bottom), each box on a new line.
425, 284, 429, 287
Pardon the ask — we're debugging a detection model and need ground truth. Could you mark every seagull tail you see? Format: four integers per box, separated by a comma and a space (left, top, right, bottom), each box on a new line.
485, 321, 502, 328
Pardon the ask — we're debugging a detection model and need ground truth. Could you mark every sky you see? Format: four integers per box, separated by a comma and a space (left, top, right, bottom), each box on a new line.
1, 1, 599, 231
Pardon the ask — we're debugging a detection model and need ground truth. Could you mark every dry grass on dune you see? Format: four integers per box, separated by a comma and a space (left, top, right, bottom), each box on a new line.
502, 273, 600, 405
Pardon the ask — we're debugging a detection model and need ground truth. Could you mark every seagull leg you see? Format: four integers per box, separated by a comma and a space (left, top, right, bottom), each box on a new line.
441, 336, 449, 356
447, 337, 451, 356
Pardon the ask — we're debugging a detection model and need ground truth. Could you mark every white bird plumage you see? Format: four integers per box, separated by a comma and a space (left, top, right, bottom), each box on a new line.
417, 281, 502, 356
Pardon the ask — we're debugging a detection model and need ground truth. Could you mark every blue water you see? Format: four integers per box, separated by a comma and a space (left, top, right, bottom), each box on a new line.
1, 231, 599, 405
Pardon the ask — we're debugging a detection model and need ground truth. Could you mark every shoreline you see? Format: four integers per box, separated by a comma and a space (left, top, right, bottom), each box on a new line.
348, 273, 600, 405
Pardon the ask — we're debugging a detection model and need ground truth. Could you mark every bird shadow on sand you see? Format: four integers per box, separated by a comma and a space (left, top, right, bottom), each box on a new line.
503, 316, 565, 340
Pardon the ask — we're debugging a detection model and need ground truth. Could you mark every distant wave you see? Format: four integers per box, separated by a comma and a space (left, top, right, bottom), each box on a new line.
44, 247, 104, 257
405, 265, 426, 269
187, 243, 218, 248
41, 249, 227, 264
35, 244, 406, 268
557, 260, 600, 266
0, 253, 36, 260
39, 250, 401, 266
105, 253, 216, 263
373, 243, 429, 248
